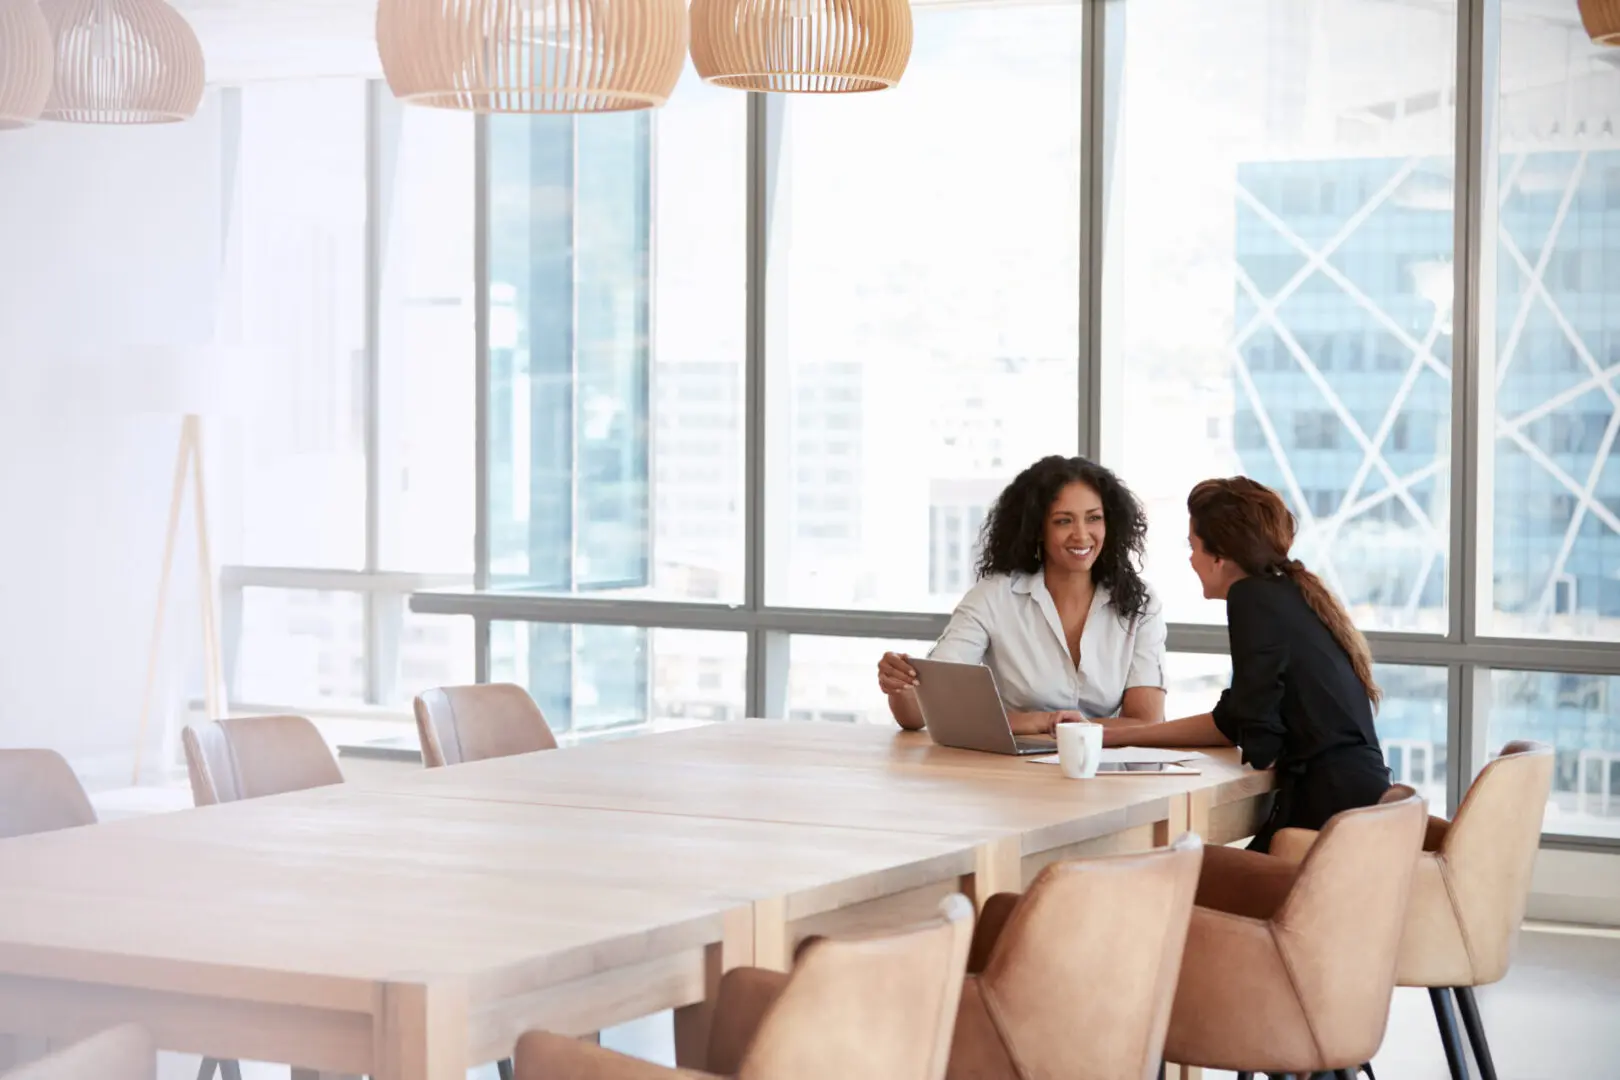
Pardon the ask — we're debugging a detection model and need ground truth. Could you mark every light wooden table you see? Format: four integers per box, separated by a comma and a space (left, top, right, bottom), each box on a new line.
0, 721, 1272, 1080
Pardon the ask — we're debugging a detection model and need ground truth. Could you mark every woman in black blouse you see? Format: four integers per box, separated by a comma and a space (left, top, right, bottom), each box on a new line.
1103, 476, 1390, 851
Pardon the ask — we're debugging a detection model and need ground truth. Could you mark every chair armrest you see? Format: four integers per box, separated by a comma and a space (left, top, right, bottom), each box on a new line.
1193, 845, 1299, 921
1269, 828, 1318, 864
1166, 906, 1304, 1070
966, 892, 1022, 974
516, 1032, 713, 1080
706, 967, 791, 1076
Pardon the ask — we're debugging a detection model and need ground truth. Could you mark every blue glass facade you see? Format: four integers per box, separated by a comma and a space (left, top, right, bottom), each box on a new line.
1236, 151, 1620, 804
485, 113, 653, 732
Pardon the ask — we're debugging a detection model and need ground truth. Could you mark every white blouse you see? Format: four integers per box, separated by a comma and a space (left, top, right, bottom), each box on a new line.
927, 572, 1167, 718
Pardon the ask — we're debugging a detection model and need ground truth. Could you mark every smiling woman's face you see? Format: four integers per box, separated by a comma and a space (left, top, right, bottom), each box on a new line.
1043, 481, 1105, 575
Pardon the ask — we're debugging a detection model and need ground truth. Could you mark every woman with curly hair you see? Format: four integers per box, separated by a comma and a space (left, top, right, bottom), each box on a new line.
1104, 476, 1390, 851
877, 455, 1168, 734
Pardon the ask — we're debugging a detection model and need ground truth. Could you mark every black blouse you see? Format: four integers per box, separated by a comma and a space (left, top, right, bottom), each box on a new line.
1211, 574, 1383, 771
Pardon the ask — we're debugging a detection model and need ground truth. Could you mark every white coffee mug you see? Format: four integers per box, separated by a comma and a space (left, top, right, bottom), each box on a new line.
1056, 720, 1103, 779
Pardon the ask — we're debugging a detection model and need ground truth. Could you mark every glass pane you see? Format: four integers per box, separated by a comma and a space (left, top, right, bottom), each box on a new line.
489, 623, 745, 736
379, 101, 476, 574
388, 606, 477, 707
1486, 12, 1620, 639
1489, 670, 1620, 838
1109, 0, 1455, 632
485, 70, 746, 602
1375, 664, 1448, 810
1164, 653, 1233, 726
231, 587, 365, 705
1163, 655, 1445, 807
786, 636, 935, 726
222, 80, 368, 569
765, 2, 1083, 612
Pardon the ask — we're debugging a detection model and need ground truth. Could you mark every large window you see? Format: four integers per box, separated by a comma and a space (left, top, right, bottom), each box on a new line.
1490, 670, 1620, 839
223, 79, 368, 571
486, 69, 747, 603
491, 623, 745, 735
764, 1, 1083, 612
221, 81, 477, 713
1486, 7, 1620, 641
1108, 0, 1457, 634
399, 0, 1620, 849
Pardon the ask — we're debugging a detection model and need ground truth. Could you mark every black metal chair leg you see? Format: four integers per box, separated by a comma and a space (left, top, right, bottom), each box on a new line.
195, 1060, 218, 1080
497, 1058, 515, 1080
1361, 1063, 1376, 1080
1454, 986, 1498, 1080
220, 1062, 242, 1080
1429, 986, 1471, 1080
1235, 1073, 1254, 1080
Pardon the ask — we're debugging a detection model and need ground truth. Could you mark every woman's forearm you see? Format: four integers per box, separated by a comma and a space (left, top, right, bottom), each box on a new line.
888, 689, 926, 731
1101, 712, 1231, 748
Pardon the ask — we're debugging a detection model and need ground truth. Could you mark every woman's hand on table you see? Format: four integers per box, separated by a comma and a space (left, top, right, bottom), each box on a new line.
1010, 710, 1086, 736
877, 652, 919, 695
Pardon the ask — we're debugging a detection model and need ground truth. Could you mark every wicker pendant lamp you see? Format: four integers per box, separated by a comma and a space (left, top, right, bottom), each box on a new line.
0, 0, 54, 129
377, 0, 687, 114
1581, 0, 1620, 45
39, 0, 205, 124
689, 0, 912, 93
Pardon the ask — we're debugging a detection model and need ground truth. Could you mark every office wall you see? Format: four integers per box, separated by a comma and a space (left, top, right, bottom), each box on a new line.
0, 97, 226, 784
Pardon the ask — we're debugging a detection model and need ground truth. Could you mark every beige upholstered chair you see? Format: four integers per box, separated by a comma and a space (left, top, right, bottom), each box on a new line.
946, 834, 1203, 1080
413, 683, 557, 768
0, 1025, 153, 1080
1272, 742, 1555, 1080
515, 895, 976, 1080
181, 715, 343, 806
0, 749, 96, 840
1164, 786, 1428, 1080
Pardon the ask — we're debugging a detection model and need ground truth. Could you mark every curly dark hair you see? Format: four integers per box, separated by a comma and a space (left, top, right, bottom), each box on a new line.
975, 455, 1152, 622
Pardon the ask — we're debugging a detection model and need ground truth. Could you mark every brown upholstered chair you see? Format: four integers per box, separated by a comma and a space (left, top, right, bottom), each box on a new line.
0, 1025, 153, 1080
181, 715, 343, 806
946, 833, 1203, 1080
514, 894, 976, 1080
1163, 786, 1428, 1080
413, 683, 557, 768
1272, 742, 1555, 1080
0, 749, 96, 840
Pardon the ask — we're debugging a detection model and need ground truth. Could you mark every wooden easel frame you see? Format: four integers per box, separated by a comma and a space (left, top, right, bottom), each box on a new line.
132, 414, 227, 784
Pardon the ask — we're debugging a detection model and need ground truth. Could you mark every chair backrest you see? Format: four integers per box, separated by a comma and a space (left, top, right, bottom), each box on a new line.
182, 715, 343, 806
1272, 784, 1427, 1066
1, 1025, 153, 1080
413, 683, 557, 768
1434, 740, 1555, 983
977, 833, 1204, 1080
737, 894, 975, 1080
0, 749, 97, 840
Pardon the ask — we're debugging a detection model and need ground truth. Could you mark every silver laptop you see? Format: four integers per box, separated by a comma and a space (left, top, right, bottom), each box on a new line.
910, 657, 1057, 756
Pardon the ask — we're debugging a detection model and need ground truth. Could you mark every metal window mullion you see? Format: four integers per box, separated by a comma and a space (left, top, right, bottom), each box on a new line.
744, 90, 771, 716
1449, 0, 1501, 801
473, 111, 492, 683
363, 79, 386, 704
1077, 0, 1107, 461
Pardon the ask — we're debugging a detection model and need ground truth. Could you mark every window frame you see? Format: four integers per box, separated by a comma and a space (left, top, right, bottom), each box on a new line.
378, 0, 1612, 851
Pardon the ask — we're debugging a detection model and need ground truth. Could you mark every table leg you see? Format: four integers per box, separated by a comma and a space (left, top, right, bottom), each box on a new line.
674, 907, 755, 1069
961, 836, 1021, 910
1155, 791, 1212, 848
373, 981, 467, 1080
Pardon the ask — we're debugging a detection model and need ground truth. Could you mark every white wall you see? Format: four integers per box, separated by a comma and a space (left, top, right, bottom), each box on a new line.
0, 97, 226, 785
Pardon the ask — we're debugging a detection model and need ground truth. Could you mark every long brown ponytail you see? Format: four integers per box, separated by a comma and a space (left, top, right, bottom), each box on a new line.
1188, 477, 1381, 708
